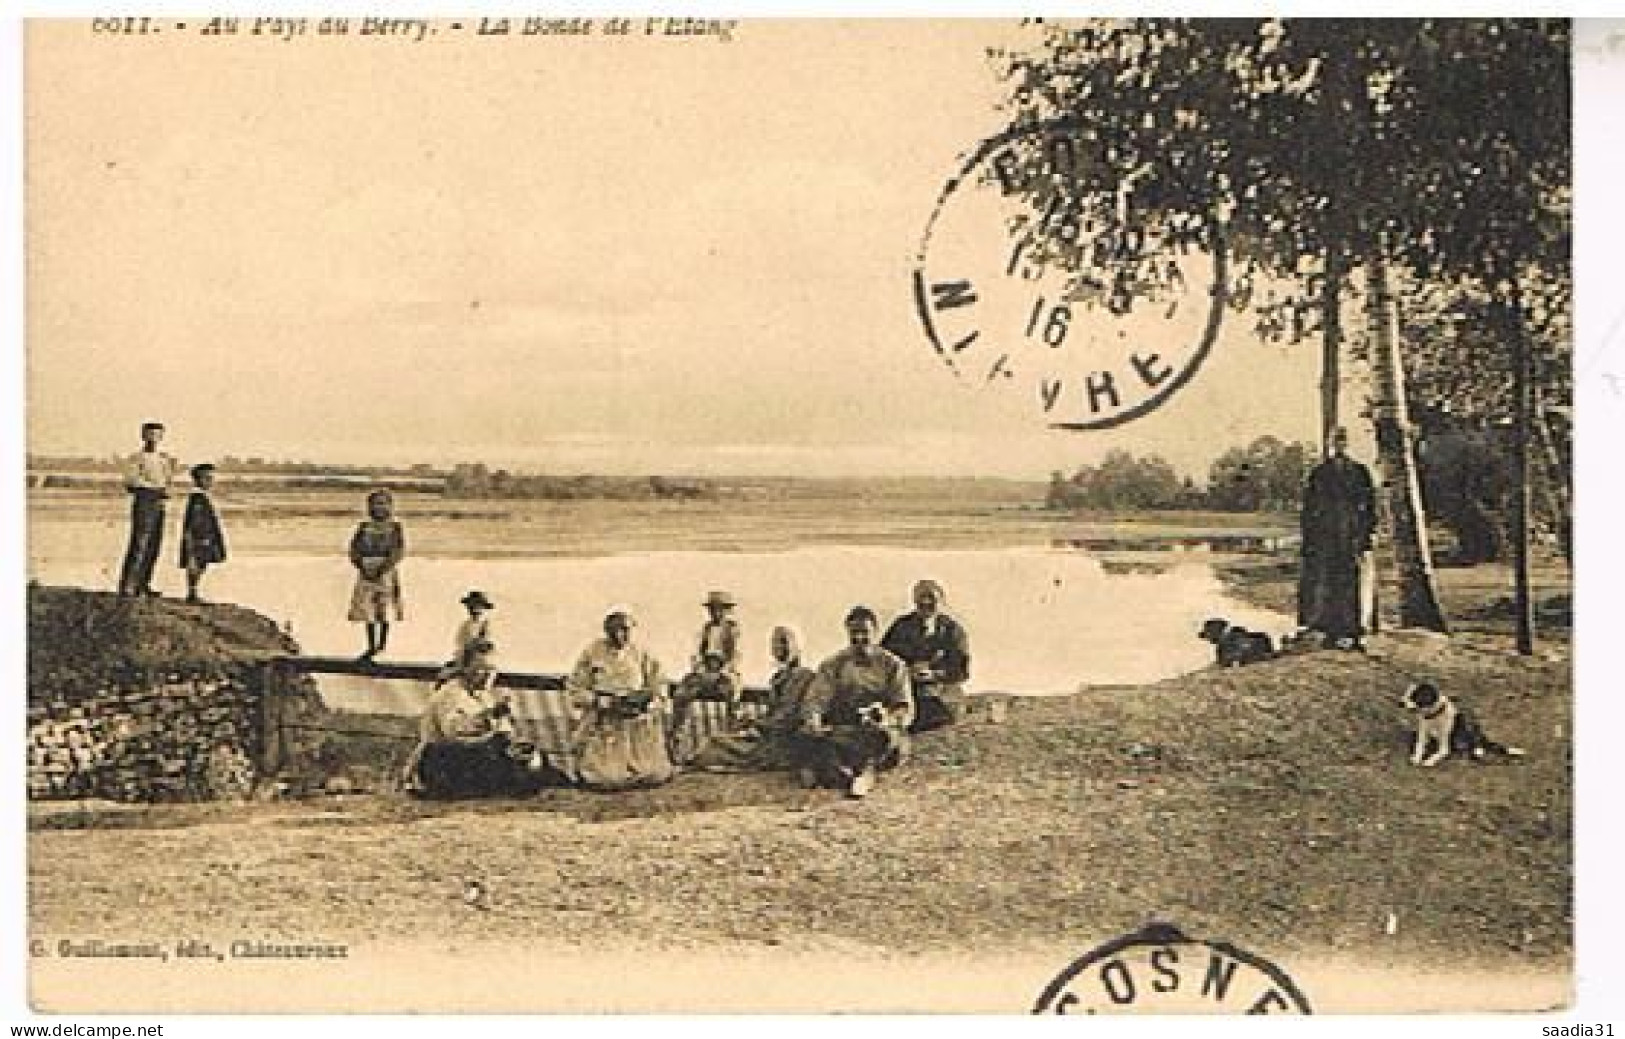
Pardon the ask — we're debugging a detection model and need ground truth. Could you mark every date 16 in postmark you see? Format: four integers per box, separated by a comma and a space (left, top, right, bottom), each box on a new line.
913, 119, 1227, 431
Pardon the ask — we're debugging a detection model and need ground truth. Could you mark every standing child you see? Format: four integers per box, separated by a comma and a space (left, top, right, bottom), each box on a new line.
671, 591, 743, 751
178, 463, 227, 604
440, 590, 497, 677
348, 489, 406, 663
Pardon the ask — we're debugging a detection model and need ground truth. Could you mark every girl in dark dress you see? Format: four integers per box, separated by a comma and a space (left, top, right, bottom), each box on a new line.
178, 463, 227, 604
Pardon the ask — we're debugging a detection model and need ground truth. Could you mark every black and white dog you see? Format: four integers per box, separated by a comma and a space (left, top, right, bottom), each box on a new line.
1198, 618, 1275, 667
1400, 681, 1526, 767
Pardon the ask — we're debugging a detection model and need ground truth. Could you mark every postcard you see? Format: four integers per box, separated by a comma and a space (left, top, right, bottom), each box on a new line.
23, 17, 1575, 1014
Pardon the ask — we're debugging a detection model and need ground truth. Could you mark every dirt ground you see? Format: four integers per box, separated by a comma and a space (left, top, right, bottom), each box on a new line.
25, 544, 1572, 1011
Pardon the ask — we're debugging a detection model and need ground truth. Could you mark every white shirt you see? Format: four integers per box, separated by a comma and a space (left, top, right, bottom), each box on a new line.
454, 614, 496, 661
124, 450, 178, 492
420, 677, 502, 745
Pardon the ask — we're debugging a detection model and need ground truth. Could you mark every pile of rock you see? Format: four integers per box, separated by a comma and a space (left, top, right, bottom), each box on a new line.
27, 585, 303, 803
27, 672, 262, 802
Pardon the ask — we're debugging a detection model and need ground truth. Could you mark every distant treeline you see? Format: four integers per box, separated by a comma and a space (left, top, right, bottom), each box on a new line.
1047, 437, 1316, 513
33, 453, 1059, 506
28, 471, 445, 493
27, 456, 721, 502
27, 455, 447, 479
442, 464, 718, 501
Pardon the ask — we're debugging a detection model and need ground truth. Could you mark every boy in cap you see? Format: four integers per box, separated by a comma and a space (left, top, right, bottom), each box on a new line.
178, 463, 228, 604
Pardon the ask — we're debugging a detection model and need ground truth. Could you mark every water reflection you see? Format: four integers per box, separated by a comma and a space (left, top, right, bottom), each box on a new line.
30, 544, 1290, 694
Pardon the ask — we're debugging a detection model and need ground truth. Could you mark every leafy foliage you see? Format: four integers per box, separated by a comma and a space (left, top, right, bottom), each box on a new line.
991, 19, 1570, 428
992, 18, 1568, 309
1047, 449, 1186, 510
1206, 436, 1316, 513
1045, 437, 1315, 512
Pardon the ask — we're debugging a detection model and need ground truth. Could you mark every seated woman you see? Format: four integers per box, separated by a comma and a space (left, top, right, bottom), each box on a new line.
565, 610, 676, 792
406, 647, 557, 798
881, 579, 971, 733
686, 624, 818, 772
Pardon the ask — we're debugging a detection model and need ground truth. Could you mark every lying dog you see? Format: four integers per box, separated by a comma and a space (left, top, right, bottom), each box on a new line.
1401, 681, 1526, 767
1198, 618, 1275, 667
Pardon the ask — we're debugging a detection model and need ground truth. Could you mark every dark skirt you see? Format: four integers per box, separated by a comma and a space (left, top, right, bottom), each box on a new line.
416, 737, 565, 798
1298, 551, 1364, 640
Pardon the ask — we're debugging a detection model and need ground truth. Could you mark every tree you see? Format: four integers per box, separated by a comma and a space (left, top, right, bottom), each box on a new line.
1206, 436, 1315, 512
1046, 470, 1073, 509
1048, 450, 1183, 510
1399, 270, 1572, 564
993, 18, 1568, 633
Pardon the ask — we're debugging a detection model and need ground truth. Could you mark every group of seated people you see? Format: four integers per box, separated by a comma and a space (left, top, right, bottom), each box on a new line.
403, 580, 972, 801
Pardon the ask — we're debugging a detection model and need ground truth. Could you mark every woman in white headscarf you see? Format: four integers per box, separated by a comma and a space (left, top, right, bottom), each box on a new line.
565, 609, 675, 791
686, 624, 818, 772
881, 578, 971, 733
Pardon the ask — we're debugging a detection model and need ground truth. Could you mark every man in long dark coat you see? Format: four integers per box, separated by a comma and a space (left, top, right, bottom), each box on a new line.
1298, 427, 1377, 648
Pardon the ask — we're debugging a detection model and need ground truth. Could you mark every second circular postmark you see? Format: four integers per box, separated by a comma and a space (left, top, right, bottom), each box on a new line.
1032, 923, 1312, 1015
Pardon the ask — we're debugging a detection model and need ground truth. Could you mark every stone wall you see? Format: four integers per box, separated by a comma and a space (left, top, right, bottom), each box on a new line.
27, 670, 263, 802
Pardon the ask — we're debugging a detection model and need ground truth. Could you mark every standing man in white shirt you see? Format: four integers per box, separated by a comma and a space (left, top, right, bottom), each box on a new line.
117, 420, 179, 598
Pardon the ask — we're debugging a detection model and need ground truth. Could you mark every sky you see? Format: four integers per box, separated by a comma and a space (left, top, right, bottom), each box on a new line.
26, 19, 1330, 478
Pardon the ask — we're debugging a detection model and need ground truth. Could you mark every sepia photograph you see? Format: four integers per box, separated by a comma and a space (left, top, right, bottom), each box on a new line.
18, 15, 1583, 1016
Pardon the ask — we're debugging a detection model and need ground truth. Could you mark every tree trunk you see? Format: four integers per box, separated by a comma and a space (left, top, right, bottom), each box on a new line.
1510, 300, 1535, 654
1320, 249, 1344, 455
1364, 251, 1449, 632
1531, 385, 1573, 565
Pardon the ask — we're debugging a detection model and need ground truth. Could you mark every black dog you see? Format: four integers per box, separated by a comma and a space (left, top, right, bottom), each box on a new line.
1198, 618, 1275, 667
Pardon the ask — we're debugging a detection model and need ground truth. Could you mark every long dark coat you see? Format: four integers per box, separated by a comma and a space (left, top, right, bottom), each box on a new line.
880, 612, 971, 685
1297, 455, 1376, 640
179, 491, 227, 567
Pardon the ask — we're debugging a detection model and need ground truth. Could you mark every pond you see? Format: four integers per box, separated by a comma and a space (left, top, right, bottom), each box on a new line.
29, 519, 1291, 693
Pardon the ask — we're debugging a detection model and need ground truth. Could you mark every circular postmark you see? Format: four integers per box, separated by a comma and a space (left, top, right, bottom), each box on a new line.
1032, 923, 1312, 1015
913, 119, 1227, 431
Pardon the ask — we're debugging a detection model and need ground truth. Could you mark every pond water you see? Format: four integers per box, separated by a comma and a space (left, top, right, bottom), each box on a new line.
29, 525, 1290, 693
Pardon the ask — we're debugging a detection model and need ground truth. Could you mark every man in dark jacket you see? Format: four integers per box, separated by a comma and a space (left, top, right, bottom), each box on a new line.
1298, 427, 1377, 648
